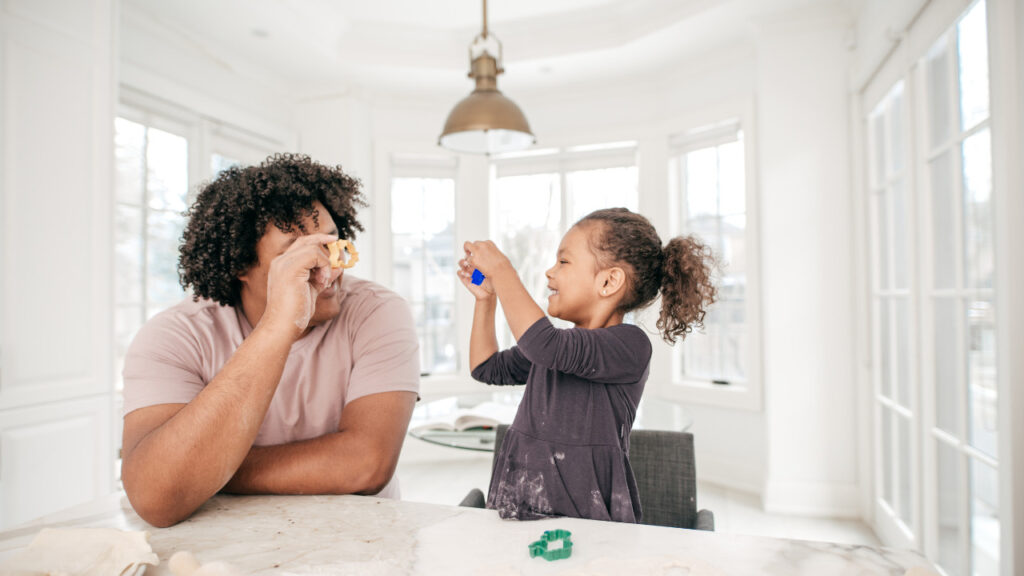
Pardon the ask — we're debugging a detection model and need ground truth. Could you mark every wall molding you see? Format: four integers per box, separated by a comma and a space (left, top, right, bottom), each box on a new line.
697, 452, 764, 496
763, 480, 863, 519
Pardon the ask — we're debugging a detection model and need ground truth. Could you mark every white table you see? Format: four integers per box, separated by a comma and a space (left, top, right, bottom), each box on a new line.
0, 492, 938, 575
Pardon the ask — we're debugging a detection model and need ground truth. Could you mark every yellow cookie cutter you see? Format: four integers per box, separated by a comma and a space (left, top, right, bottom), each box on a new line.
327, 239, 359, 269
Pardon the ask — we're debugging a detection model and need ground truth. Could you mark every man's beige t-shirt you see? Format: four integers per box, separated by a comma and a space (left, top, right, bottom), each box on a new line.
122, 275, 420, 499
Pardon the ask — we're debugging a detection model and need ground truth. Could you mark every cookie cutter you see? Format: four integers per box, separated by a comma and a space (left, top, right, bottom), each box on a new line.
471, 269, 485, 285
327, 239, 359, 269
528, 529, 573, 561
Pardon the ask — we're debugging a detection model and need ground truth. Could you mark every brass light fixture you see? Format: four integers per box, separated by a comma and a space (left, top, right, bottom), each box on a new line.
438, 0, 535, 155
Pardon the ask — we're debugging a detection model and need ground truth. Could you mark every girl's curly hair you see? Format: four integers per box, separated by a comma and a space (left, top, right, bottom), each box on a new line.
577, 208, 718, 344
178, 153, 367, 306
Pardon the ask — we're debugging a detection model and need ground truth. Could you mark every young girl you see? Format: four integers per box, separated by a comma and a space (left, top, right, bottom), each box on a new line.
458, 207, 717, 523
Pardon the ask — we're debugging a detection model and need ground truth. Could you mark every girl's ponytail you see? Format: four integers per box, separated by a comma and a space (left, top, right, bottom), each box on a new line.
657, 236, 717, 344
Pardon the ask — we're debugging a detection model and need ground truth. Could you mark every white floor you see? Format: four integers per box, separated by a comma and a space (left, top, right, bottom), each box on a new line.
395, 456, 880, 548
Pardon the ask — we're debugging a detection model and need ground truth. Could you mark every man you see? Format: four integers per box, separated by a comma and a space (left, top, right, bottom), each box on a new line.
121, 154, 419, 527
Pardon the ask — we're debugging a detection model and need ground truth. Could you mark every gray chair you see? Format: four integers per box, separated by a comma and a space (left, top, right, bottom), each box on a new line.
458, 424, 508, 508
629, 429, 714, 530
459, 425, 713, 531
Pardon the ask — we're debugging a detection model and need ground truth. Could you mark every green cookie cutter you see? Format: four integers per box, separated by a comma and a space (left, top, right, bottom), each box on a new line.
528, 529, 573, 561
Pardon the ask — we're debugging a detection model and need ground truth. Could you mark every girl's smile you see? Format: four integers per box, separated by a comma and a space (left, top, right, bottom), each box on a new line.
544, 226, 602, 325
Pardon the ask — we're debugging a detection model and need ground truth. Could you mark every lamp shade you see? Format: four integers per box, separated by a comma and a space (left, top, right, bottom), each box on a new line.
439, 88, 535, 154
439, 0, 534, 155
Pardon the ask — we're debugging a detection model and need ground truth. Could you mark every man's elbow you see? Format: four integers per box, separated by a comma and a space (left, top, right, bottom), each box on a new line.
125, 492, 187, 527
123, 476, 195, 528
352, 455, 397, 496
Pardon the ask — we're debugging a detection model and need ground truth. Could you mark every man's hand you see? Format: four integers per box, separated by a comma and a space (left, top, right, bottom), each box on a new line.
261, 233, 338, 337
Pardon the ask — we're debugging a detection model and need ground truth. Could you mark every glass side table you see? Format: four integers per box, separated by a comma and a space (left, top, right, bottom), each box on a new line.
407, 391, 692, 452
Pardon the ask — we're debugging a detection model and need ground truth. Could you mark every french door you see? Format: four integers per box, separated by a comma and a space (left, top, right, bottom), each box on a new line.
867, 2, 1000, 574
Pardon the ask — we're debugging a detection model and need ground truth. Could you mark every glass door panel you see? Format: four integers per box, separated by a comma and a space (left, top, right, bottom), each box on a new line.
936, 441, 964, 576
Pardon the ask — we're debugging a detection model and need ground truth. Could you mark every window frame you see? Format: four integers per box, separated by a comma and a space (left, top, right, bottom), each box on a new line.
112, 105, 195, 390
866, 79, 921, 551
388, 156, 460, 377
372, 141, 645, 397
113, 91, 284, 472
660, 100, 763, 412
489, 142, 640, 348
372, 141, 481, 398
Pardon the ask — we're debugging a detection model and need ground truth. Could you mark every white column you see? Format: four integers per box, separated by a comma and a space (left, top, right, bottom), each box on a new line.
636, 134, 673, 391
294, 94, 375, 275
756, 15, 861, 516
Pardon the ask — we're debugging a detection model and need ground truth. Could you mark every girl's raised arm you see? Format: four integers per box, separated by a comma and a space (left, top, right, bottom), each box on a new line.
462, 241, 544, 341
457, 250, 502, 370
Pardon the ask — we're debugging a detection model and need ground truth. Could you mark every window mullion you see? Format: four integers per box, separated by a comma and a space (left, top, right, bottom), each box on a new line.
420, 184, 430, 374
140, 126, 150, 323
949, 23, 974, 576
713, 147, 723, 377
905, 70, 923, 539
559, 159, 569, 232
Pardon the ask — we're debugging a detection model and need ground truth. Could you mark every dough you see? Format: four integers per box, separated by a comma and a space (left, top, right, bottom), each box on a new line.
167, 551, 241, 576
0, 527, 158, 576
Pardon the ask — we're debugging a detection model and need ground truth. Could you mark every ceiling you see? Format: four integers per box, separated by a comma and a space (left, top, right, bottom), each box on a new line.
122, 0, 860, 97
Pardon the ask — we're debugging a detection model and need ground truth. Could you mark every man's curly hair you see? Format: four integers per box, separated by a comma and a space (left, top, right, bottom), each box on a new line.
178, 153, 367, 307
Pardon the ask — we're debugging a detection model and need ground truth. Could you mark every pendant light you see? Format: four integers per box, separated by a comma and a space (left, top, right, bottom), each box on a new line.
438, 0, 535, 155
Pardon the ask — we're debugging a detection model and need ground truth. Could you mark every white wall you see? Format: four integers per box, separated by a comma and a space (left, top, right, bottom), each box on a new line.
119, 3, 294, 152
755, 13, 859, 517
0, 0, 117, 528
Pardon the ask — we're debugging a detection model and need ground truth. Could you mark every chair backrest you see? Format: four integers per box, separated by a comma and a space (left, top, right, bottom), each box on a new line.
628, 429, 697, 529
492, 424, 509, 469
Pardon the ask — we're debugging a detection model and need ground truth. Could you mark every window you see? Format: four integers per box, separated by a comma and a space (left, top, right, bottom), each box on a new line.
670, 121, 756, 395
113, 116, 190, 390
924, 3, 998, 574
113, 101, 279, 392
390, 160, 459, 375
864, 1, 999, 573
868, 81, 917, 538
211, 153, 238, 176
491, 143, 638, 348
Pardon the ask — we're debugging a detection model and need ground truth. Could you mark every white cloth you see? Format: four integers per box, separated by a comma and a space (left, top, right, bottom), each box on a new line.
0, 527, 158, 576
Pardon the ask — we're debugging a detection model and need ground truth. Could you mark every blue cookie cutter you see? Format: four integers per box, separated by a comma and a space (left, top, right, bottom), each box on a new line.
471, 269, 485, 285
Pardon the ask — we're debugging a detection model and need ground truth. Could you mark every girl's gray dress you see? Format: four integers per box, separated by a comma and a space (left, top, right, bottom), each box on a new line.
471, 317, 652, 522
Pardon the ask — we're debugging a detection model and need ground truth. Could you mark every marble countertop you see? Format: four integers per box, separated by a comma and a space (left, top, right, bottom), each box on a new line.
0, 493, 937, 575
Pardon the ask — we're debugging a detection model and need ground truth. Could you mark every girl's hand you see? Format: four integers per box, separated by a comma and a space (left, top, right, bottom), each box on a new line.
461, 241, 513, 277
457, 256, 495, 300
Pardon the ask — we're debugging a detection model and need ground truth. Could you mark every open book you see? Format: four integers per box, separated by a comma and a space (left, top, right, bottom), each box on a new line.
408, 401, 519, 433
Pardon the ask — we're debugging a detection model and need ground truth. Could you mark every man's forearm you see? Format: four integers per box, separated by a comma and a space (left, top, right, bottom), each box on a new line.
223, 434, 387, 495
223, 391, 417, 496
122, 324, 293, 527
